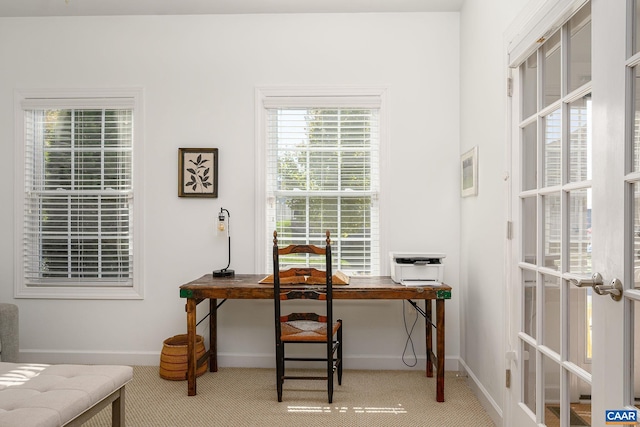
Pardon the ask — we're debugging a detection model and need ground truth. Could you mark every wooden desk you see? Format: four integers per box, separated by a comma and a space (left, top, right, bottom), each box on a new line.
179, 274, 452, 401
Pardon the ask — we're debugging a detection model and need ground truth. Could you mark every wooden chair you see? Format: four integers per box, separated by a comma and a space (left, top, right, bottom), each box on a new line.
272, 230, 343, 403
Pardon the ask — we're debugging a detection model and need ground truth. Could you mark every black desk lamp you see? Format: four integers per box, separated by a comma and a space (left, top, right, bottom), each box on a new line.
213, 207, 234, 277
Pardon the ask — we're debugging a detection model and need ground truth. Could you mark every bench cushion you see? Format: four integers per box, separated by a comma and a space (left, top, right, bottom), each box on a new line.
0, 362, 132, 427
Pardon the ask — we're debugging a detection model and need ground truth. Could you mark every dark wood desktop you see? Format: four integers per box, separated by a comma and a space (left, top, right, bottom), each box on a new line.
179, 274, 452, 401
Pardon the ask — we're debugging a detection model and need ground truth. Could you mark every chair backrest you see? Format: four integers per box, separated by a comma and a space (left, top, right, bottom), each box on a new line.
272, 230, 333, 336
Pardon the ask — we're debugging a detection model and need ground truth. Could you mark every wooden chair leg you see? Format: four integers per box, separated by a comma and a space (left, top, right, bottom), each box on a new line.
337, 320, 343, 385
328, 364, 333, 404
276, 343, 284, 402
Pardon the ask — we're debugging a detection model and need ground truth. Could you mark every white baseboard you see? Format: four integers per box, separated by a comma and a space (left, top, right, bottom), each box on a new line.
458, 358, 502, 426
18, 350, 160, 366
18, 349, 460, 372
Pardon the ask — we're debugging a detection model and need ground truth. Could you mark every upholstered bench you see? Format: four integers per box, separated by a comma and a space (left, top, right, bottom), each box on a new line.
0, 362, 133, 427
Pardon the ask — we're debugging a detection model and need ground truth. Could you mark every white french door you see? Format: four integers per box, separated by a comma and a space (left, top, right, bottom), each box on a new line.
507, 1, 640, 426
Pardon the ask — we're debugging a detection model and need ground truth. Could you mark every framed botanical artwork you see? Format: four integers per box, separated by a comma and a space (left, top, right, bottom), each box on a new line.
460, 146, 478, 197
178, 148, 218, 198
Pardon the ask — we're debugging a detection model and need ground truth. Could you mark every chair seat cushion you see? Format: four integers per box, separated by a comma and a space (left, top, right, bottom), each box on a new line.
281, 320, 341, 342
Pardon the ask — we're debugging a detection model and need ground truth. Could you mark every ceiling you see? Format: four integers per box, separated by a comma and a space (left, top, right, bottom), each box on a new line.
0, 0, 464, 17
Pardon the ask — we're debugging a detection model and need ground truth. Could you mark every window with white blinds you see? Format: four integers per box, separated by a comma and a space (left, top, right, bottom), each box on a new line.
265, 102, 380, 275
15, 90, 143, 299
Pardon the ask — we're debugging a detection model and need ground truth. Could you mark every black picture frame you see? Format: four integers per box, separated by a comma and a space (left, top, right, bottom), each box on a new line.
178, 148, 218, 198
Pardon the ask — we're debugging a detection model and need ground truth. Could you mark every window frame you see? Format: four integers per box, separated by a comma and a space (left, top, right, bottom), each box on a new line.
254, 86, 389, 275
14, 88, 145, 299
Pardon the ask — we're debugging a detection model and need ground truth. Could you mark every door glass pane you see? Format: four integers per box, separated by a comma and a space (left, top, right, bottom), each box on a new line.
634, 183, 640, 289
544, 31, 562, 107
544, 109, 562, 187
524, 269, 537, 338
523, 341, 537, 414
543, 354, 561, 424
543, 274, 561, 354
569, 284, 592, 372
543, 193, 561, 270
569, 188, 592, 274
523, 53, 538, 120
523, 196, 537, 265
568, 2, 592, 93
523, 121, 538, 191
545, 372, 592, 426
634, 67, 640, 172
569, 95, 592, 183
568, 372, 592, 426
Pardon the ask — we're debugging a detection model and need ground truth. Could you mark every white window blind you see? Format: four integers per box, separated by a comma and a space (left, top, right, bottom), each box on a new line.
22, 106, 134, 286
265, 106, 380, 275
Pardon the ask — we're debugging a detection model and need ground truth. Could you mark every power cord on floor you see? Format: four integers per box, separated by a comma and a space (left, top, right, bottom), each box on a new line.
402, 300, 419, 367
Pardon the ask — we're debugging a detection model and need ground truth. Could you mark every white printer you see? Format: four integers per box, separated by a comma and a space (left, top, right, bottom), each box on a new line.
390, 252, 446, 286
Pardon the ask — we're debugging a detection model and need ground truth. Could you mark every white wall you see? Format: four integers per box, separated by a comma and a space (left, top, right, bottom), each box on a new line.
0, 13, 461, 371
459, 0, 529, 424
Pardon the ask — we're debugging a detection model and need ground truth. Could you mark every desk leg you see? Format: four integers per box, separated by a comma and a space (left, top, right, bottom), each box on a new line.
425, 300, 433, 378
186, 298, 197, 396
436, 298, 445, 402
210, 298, 218, 372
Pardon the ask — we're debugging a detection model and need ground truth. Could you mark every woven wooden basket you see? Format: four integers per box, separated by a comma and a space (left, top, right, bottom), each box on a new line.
159, 334, 208, 381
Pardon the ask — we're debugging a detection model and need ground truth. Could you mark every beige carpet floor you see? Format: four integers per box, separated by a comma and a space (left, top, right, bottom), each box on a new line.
84, 366, 495, 427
